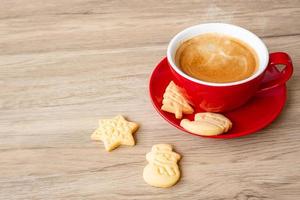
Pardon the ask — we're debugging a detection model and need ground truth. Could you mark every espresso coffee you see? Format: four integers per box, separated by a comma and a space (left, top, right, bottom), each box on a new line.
175, 33, 258, 83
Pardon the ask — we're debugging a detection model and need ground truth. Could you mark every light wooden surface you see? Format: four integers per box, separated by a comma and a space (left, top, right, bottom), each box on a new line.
1, 1, 300, 199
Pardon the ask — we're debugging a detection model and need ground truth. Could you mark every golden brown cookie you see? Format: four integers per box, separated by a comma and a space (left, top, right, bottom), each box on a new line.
180, 112, 232, 136
161, 81, 194, 119
195, 113, 232, 132
91, 115, 139, 151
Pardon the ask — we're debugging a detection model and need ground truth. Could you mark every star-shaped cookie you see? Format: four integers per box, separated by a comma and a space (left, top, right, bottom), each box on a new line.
91, 115, 139, 152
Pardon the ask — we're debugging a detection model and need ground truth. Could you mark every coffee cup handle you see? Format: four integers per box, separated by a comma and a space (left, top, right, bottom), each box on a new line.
258, 52, 293, 92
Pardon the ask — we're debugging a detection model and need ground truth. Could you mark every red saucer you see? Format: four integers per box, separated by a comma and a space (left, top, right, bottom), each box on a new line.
149, 57, 287, 139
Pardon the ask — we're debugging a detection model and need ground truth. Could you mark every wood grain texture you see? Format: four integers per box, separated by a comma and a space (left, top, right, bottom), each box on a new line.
0, 0, 300, 199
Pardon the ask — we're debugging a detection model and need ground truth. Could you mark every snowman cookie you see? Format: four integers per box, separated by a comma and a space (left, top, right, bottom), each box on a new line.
143, 144, 181, 188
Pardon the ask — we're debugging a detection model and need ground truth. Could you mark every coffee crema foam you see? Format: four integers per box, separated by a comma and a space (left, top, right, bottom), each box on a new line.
175, 33, 258, 83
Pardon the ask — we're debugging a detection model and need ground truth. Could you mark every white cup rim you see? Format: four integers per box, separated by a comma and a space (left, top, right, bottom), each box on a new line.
167, 23, 269, 87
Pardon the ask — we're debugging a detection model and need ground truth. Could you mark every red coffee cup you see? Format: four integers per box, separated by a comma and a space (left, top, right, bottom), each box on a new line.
167, 23, 293, 112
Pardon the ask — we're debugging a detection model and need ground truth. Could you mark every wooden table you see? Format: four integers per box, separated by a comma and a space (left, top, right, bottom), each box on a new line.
1, 1, 300, 199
